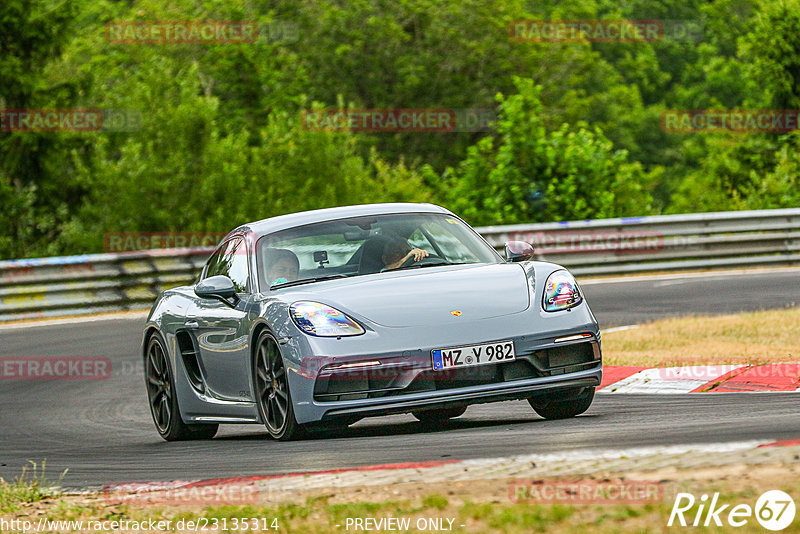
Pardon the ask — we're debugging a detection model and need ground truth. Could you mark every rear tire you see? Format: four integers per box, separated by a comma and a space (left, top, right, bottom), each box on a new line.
145, 333, 218, 441
528, 387, 595, 420
412, 406, 467, 424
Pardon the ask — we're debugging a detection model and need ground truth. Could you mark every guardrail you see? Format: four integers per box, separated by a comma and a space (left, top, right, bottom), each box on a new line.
476, 207, 800, 276
1, 208, 799, 322
0, 250, 210, 322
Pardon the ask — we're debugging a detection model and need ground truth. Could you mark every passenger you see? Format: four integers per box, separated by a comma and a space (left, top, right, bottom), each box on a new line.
264, 248, 300, 286
381, 237, 429, 270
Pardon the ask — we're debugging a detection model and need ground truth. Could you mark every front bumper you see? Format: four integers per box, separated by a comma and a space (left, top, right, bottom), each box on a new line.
288, 334, 602, 424
319, 366, 601, 420
313, 339, 600, 401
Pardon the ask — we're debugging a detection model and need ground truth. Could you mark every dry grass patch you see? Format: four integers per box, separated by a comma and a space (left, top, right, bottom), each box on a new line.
603, 307, 800, 366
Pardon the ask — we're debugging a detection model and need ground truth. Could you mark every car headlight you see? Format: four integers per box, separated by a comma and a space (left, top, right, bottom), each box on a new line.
290, 301, 365, 337
542, 270, 583, 312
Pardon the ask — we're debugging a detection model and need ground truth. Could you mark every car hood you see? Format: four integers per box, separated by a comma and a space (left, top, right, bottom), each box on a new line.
283, 263, 531, 327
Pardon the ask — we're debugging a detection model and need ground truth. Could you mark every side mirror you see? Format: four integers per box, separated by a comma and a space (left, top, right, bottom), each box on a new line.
505, 241, 535, 262
195, 275, 238, 306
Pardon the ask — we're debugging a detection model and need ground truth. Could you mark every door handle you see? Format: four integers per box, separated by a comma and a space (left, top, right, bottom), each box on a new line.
184, 320, 200, 329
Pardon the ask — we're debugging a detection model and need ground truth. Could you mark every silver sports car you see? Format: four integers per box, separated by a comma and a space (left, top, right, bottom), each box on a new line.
142, 203, 602, 441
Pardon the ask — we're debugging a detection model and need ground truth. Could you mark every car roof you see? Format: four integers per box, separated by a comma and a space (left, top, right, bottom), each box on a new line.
229, 203, 455, 239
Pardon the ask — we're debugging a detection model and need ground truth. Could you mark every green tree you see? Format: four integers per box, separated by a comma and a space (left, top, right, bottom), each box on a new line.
0, 0, 81, 258
61, 66, 433, 253
669, 0, 800, 212
740, 0, 800, 110
432, 78, 651, 225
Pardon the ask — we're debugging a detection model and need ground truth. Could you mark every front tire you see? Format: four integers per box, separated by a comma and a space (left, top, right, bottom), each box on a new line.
253, 330, 304, 441
145, 333, 218, 441
528, 387, 595, 420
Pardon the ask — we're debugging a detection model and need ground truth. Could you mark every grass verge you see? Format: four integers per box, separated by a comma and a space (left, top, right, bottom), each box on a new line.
603, 306, 800, 366
0, 461, 64, 514
2, 469, 799, 533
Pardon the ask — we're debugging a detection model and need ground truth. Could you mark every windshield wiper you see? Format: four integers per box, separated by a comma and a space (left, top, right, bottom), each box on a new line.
269, 273, 348, 290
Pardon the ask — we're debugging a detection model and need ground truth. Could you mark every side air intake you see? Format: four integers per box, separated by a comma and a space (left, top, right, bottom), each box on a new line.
176, 331, 205, 393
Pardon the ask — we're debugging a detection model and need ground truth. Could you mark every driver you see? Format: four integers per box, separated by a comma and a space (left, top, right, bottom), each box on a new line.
381, 237, 429, 270
264, 248, 300, 286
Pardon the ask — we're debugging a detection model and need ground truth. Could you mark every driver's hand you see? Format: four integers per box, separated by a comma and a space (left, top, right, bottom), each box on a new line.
409, 248, 429, 261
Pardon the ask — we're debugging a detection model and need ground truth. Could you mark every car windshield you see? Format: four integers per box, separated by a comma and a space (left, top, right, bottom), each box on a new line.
256, 213, 501, 290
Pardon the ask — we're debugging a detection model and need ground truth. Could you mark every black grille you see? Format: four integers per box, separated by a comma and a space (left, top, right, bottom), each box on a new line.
312, 341, 600, 402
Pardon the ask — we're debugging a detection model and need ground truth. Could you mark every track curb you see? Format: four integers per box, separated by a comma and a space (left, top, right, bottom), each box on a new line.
599, 364, 800, 393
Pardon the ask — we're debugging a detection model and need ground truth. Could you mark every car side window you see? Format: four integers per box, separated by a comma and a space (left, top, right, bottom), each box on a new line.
226, 239, 250, 293
204, 242, 230, 280
204, 238, 250, 293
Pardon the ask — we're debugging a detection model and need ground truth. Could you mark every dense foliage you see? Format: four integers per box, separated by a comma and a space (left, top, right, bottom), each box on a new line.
1, 0, 799, 258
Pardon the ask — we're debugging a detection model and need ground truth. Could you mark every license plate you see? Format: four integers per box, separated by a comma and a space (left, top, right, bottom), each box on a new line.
431, 341, 515, 371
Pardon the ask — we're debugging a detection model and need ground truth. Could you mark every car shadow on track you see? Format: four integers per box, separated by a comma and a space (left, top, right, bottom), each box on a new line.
342, 417, 538, 438
211, 419, 531, 441
213, 413, 599, 442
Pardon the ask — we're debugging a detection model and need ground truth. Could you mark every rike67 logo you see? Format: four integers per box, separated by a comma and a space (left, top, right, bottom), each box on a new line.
669, 490, 796, 530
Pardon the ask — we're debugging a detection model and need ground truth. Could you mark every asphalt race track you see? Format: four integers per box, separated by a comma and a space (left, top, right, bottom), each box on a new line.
1, 268, 799, 487
579, 267, 800, 327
